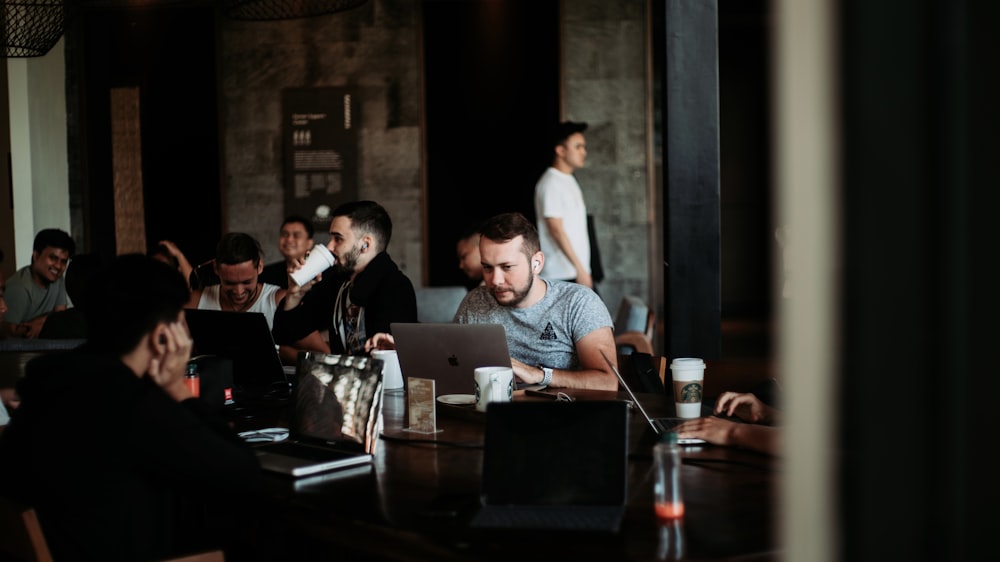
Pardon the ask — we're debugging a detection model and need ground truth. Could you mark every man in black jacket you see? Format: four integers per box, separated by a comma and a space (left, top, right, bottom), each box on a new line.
272, 200, 417, 356
0, 254, 263, 561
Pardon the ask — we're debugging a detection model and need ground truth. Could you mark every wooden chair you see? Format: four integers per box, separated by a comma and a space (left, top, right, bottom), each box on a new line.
0, 493, 224, 562
0, 495, 53, 562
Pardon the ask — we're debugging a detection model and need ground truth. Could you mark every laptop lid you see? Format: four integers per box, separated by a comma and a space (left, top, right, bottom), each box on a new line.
254, 352, 382, 477
600, 350, 706, 445
390, 323, 511, 397
183, 309, 289, 401
471, 400, 629, 532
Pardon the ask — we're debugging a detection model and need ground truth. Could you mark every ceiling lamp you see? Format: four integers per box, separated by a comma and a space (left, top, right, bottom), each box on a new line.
2, 0, 66, 57
225, 0, 367, 21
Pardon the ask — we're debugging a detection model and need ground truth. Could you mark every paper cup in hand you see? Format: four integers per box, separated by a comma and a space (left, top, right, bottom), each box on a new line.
372, 349, 403, 391
670, 357, 705, 418
290, 245, 335, 286
474, 366, 514, 412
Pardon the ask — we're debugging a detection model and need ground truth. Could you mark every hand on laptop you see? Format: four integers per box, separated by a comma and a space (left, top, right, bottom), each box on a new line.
364, 332, 396, 352
714, 391, 781, 425
510, 358, 545, 386
673, 415, 781, 457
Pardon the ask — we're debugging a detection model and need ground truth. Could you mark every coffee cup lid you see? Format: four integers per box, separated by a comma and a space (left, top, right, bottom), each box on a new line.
669, 357, 705, 369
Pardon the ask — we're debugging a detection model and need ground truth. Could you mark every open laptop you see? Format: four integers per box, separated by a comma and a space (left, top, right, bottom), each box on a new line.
468, 400, 630, 533
390, 323, 512, 397
183, 309, 291, 404
252, 352, 381, 477
600, 349, 706, 444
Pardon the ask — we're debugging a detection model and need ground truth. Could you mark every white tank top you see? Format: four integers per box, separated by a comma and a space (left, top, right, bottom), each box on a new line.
197, 283, 282, 330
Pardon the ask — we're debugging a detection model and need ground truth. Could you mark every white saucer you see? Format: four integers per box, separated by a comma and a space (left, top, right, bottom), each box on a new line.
437, 394, 476, 405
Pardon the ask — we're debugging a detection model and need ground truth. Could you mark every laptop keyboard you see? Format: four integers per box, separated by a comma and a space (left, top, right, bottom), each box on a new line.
470, 505, 624, 531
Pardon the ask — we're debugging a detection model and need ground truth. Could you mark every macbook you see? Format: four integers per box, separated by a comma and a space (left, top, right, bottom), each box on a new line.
390, 322, 512, 397
183, 309, 291, 404
469, 400, 630, 533
252, 352, 382, 477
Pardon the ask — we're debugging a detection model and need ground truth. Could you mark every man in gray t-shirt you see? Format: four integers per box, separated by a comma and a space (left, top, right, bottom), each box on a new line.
1, 228, 75, 339
368, 212, 617, 391
451, 212, 616, 390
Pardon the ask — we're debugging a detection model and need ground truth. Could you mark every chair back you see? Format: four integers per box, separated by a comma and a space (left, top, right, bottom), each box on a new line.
414, 286, 467, 323
613, 296, 654, 355
0, 495, 53, 562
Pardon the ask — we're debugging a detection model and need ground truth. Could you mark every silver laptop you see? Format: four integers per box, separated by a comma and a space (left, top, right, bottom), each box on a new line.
390, 323, 512, 397
252, 352, 381, 477
600, 349, 706, 445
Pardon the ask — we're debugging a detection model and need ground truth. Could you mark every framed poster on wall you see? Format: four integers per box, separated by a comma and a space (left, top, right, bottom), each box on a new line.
283, 87, 358, 234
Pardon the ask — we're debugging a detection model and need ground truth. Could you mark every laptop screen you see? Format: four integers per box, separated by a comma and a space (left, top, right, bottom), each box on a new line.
184, 308, 289, 400
291, 352, 383, 453
480, 401, 629, 506
390, 322, 511, 396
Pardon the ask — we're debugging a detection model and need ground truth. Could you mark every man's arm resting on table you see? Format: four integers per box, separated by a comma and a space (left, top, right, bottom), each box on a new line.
510, 327, 618, 391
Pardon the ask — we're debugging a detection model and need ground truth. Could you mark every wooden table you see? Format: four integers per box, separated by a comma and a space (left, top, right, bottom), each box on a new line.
236, 388, 780, 561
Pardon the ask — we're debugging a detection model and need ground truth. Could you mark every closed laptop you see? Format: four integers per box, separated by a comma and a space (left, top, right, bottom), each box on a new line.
469, 400, 630, 533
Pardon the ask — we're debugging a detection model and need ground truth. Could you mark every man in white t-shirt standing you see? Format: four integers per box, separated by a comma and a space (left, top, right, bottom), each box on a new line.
534, 121, 593, 289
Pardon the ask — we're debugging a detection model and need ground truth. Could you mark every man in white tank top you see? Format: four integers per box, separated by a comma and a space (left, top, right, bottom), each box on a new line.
187, 233, 286, 330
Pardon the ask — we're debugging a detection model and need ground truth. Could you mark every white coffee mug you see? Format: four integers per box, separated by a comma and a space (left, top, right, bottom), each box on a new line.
372, 349, 404, 390
290, 244, 336, 286
474, 366, 514, 412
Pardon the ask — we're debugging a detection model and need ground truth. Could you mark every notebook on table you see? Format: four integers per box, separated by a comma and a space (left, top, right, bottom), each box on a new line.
468, 400, 630, 533
252, 352, 382, 478
390, 322, 512, 397
183, 309, 291, 405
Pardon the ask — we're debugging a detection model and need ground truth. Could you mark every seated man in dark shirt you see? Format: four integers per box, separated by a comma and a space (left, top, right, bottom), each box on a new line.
273, 200, 417, 356
0, 254, 263, 561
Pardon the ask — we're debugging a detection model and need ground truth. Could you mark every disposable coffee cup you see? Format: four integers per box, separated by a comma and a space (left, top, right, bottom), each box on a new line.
669, 358, 705, 418
290, 244, 335, 286
372, 349, 404, 391
474, 366, 514, 412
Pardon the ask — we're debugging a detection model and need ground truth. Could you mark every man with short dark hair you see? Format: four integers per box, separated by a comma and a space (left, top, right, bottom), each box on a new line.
260, 214, 316, 289
37, 252, 104, 339
190, 232, 286, 329
534, 121, 595, 289
273, 200, 417, 356
0, 254, 262, 560
456, 227, 484, 289
1, 228, 76, 338
368, 212, 617, 391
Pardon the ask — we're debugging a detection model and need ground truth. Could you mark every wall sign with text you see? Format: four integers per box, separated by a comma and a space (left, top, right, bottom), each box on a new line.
283, 87, 358, 233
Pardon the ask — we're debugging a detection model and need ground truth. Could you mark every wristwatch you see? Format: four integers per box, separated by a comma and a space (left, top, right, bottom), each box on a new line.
539, 366, 553, 387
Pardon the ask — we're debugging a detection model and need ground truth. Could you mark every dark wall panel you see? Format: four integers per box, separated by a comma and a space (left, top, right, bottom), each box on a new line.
422, 0, 560, 287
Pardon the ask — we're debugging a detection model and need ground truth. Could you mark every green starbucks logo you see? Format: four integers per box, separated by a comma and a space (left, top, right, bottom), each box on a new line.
679, 382, 702, 403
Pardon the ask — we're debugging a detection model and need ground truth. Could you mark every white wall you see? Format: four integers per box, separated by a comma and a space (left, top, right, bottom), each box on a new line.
7, 36, 70, 269
776, 0, 839, 560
